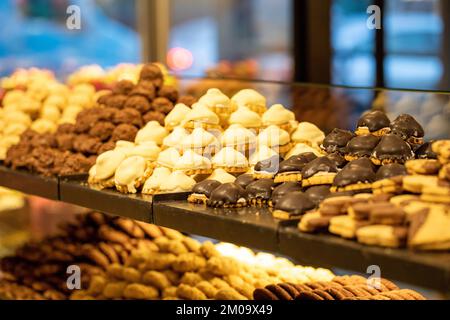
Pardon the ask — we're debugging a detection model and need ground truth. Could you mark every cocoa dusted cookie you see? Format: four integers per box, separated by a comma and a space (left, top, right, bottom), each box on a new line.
130, 80, 156, 100
112, 80, 135, 95
269, 182, 302, 207
111, 124, 139, 142
274, 152, 317, 183
158, 85, 179, 103
124, 95, 152, 114
56, 123, 76, 135
272, 191, 316, 220
106, 94, 128, 109
304, 185, 331, 207
89, 121, 115, 141
331, 166, 376, 193
301, 157, 338, 187
326, 152, 347, 169
321, 128, 355, 154
139, 63, 163, 83
253, 155, 283, 179
344, 135, 380, 161
98, 140, 116, 154
207, 183, 248, 208
390, 114, 424, 147
235, 174, 257, 189
178, 95, 196, 107
245, 178, 275, 206
56, 134, 75, 151
187, 180, 222, 204
143, 111, 165, 126
152, 97, 174, 114
415, 141, 437, 159
73, 135, 102, 155
371, 134, 414, 165
113, 108, 143, 128
355, 110, 390, 136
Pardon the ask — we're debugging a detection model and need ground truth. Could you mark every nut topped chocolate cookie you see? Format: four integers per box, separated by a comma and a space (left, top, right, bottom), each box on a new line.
415, 141, 437, 159
375, 163, 407, 180
301, 157, 338, 187
304, 185, 331, 207
390, 114, 424, 146
246, 178, 275, 205
326, 152, 348, 169
321, 128, 355, 154
274, 152, 317, 183
332, 166, 376, 193
344, 135, 380, 161
235, 174, 257, 189
207, 183, 248, 208
269, 182, 303, 207
371, 134, 414, 165
272, 191, 316, 220
355, 110, 390, 136
343, 158, 377, 171
254, 155, 284, 179
188, 179, 222, 204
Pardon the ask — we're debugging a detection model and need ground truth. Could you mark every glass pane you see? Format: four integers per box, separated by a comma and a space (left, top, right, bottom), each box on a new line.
0, 0, 141, 78
331, 0, 376, 87
168, 0, 293, 81
385, 0, 445, 90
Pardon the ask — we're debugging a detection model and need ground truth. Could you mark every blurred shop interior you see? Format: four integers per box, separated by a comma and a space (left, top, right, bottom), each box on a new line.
0, 0, 449, 91
0, 1, 449, 297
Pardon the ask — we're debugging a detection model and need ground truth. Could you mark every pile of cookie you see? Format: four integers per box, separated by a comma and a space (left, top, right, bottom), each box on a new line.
0, 211, 337, 300
71, 236, 334, 300
0, 75, 101, 159
183, 110, 450, 250
0, 211, 164, 300
253, 275, 426, 300
87, 87, 328, 195
3, 63, 192, 176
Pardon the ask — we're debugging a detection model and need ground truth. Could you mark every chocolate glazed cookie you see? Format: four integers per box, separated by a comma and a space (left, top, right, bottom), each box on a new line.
246, 178, 275, 205
321, 128, 355, 154
344, 135, 380, 161
188, 180, 222, 204
207, 183, 248, 208
390, 114, 424, 147
355, 110, 390, 136
269, 182, 303, 207
371, 134, 414, 165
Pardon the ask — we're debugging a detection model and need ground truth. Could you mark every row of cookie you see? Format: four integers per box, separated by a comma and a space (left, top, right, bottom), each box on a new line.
0, 82, 103, 160
298, 190, 449, 250
0, 211, 166, 300
253, 275, 425, 300
3, 63, 191, 176
86, 121, 322, 194
72, 233, 334, 300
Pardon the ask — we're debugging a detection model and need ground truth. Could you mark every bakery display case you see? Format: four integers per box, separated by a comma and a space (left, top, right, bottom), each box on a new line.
0, 65, 449, 301
2, 0, 450, 305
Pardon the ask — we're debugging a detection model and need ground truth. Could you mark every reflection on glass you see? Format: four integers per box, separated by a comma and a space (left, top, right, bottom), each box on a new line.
169, 0, 292, 81
0, 0, 140, 78
385, 0, 444, 90
331, 0, 375, 87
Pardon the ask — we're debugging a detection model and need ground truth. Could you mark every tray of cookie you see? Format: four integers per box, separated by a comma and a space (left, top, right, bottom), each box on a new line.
152, 191, 281, 253
0, 164, 59, 200
59, 174, 154, 223
278, 225, 450, 292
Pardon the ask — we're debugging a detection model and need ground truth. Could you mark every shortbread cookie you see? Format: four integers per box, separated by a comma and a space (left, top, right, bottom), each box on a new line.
405, 159, 441, 175
356, 225, 408, 248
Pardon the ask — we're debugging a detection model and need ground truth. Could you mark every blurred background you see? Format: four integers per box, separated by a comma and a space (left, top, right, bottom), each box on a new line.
0, 0, 449, 91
